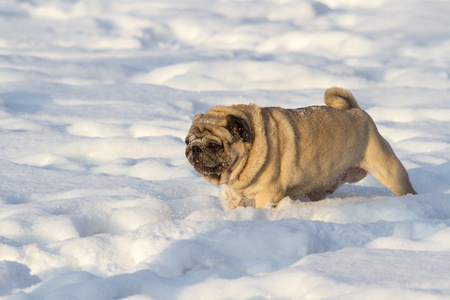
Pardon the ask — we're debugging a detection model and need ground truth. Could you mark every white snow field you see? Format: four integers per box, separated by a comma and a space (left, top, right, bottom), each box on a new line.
1, 0, 450, 299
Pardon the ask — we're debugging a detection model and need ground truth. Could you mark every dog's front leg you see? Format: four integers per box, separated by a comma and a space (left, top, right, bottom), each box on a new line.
222, 185, 245, 210
254, 190, 284, 209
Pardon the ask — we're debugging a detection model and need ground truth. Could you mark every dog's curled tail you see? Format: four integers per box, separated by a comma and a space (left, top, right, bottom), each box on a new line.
324, 87, 360, 110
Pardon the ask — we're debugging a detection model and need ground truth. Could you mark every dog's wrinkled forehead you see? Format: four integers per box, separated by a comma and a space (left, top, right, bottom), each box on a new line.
190, 125, 213, 138
188, 106, 251, 143
188, 117, 234, 145
189, 123, 231, 141
193, 112, 227, 126
188, 112, 228, 139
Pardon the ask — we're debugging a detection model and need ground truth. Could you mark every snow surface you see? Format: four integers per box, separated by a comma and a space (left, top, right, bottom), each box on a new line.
1, 0, 450, 299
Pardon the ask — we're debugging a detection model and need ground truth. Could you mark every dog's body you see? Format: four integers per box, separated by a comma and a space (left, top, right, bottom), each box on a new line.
185, 87, 416, 209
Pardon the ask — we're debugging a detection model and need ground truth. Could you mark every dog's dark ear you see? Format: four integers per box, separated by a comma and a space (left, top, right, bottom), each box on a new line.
226, 115, 253, 143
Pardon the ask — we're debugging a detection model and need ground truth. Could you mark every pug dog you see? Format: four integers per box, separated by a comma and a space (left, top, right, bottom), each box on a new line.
185, 87, 417, 209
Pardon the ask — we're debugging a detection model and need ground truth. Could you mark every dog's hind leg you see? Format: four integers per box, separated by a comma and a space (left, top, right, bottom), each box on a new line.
361, 132, 417, 196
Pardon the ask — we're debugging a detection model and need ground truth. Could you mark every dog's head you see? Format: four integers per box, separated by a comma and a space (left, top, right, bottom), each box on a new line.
185, 106, 253, 185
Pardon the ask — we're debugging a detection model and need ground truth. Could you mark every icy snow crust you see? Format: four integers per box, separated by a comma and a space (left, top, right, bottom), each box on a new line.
1, 0, 450, 299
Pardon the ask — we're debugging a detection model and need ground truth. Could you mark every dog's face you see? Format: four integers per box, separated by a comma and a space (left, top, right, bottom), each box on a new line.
185, 111, 253, 185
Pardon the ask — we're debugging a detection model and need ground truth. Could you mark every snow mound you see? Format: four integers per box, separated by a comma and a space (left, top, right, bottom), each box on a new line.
0, 261, 40, 296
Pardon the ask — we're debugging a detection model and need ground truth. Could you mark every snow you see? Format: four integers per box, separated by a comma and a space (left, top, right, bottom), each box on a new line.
1, 0, 450, 298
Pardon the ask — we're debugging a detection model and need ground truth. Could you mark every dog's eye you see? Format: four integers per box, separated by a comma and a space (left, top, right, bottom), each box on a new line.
208, 143, 221, 151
